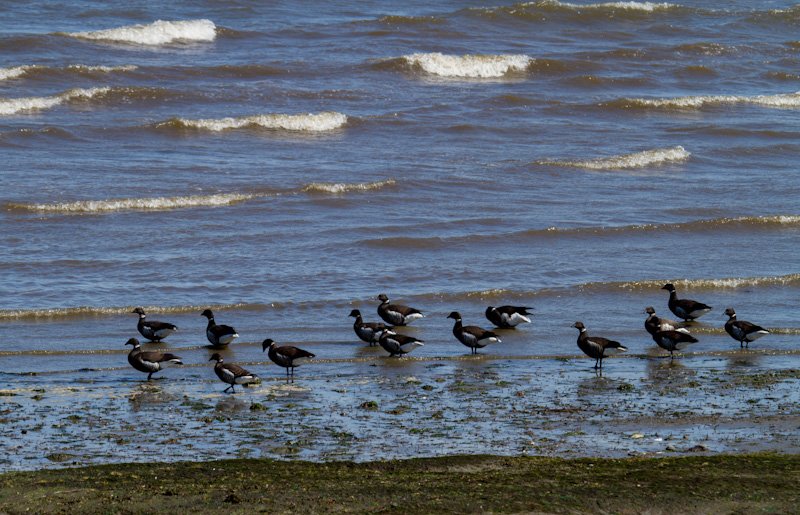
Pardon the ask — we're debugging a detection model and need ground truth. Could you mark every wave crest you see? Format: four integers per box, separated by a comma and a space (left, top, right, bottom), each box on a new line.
615, 274, 800, 291
0, 87, 110, 116
161, 112, 348, 132
539, 146, 690, 170
7, 193, 258, 213
0, 65, 41, 81
0, 303, 250, 320
7, 180, 397, 214
300, 179, 395, 194
547, 0, 676, 11
403, 53, 532, 78
609, 92, 800, 110
66, 19, 216, 45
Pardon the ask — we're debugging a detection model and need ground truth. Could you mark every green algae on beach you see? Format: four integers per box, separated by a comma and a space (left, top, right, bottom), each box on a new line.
0, 454, 798, 513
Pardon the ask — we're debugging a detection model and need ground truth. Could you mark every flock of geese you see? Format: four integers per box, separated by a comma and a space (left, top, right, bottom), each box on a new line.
125, 285, 771, 391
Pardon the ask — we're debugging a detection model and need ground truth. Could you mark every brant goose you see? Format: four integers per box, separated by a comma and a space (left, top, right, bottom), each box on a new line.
662, 284, 712, 321
651, 330, 698, 359
201, 309, 239, 346
349, 309, 391, 346
208, 353, 259, 393
485, 305, 532, 329
724, 308, 770, 348
644, 307, 690, 336
376, 294, 424, 326
447, 311, 501, 354
131, 307, 178, 342
262, 339, 315, 380
378, 329, 424, 356
124, 338, 182, 380
571, 322, 627, 369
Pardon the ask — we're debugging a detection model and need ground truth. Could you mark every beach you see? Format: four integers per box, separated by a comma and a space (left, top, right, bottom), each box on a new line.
2, 1, 799, 506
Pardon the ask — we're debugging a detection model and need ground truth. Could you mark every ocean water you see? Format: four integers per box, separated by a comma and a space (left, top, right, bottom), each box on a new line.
1, 0, 800, 468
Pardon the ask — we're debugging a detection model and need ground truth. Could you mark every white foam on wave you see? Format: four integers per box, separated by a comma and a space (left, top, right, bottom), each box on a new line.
532, 0, 675, 11
0, 65, 41, 81
715, 215, 800, 226
168, 112, 348, 132
540, 146, 690, 170
624, 91, 800, 109
618, 274, 800, 291
403, 53, 532, 78
8, 180, 397, 214
10, 193, 257, 213
301, 179, 395, 194
67, 19, 216, 46
0, 303, 248, 320
1, 65, 136, 82
66, 64, 139, 73
0, 87, 110, 116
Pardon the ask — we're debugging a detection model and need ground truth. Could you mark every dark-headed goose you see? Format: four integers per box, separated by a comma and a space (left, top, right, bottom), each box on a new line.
448, 311, 500, 354
201, 309, 239, 346
662, 284, 712, 321
724, 308, 770, 348
349, 309, 391, 346
131, 307, 178, 342
209, 353, 259, 393
262, 339, 315, 380
644, 306, 689, 336
571, 322, 627, 369
485, 305, 532, 329
125, 338, 182, 380
376, 294, 424, 326
378, 329, 424, 356
651, 330, 698, 359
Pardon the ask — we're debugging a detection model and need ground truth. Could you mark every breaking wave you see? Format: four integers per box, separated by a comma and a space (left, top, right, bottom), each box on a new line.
6, 193, 259, 213
614, 274, 800, 291
0, 303, 252, 320
608, 91, 800, 110
0, 87, 110, 115
7, 180, 396, 214
159, 112, 348, 132
300, 179, 395, 194
538, 146, 690, 170
0, 65, 41, 81
402, 53, 533, 78
64, 19, 216, 46
538, 0, 677, 11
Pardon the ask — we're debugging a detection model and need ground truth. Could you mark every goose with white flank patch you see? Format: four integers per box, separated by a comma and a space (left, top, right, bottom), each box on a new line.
208, 353, 259, 393
349, 309, 391, 346
376, 294, 424, 326
124, 338, 182, 380
571, 322, 627, 369
485, 305, 532, 329
662, 283, 712, 321
201, 309, 239, 346
262, 339, 315, 380
644, 306, 690, 336
131, 307, 178, 342
724, 308, 770, 348
378, 329, 424, 356
448, 311, 501, 354
651, 330, 698, 359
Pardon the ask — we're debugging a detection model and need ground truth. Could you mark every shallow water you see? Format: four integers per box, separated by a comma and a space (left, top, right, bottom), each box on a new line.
2, 0, 800, 469
2, 349, 800, 471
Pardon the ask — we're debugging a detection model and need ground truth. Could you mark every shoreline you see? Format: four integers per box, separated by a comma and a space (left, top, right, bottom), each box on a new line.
2, 351, 800, 471
1, 453, 798, 513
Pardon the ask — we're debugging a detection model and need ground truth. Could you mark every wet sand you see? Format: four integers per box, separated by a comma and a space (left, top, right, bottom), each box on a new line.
2, 348, 799, 471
